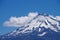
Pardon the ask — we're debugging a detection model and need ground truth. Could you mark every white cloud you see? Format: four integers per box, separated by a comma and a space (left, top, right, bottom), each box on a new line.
3, 12, 38, 27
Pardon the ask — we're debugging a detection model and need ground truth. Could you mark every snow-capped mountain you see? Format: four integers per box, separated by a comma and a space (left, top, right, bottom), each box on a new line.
4, 13, 60, 36
1, 13, 60, 40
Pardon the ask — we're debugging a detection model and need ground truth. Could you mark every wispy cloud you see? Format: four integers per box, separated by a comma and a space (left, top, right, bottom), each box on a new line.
3, 12, 38, 27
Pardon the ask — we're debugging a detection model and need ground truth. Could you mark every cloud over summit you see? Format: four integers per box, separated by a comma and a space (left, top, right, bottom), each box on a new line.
4, 12, 38, 27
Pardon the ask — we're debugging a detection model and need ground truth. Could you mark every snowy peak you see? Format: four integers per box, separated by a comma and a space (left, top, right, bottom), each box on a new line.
3, 13, 60, 36
21, 14, 60, 32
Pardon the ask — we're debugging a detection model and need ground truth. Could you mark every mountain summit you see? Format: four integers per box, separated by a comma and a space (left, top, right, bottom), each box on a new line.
1, 13, 60, 40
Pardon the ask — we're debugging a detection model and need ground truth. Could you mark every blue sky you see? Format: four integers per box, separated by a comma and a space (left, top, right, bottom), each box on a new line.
0, 0, 60, 35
